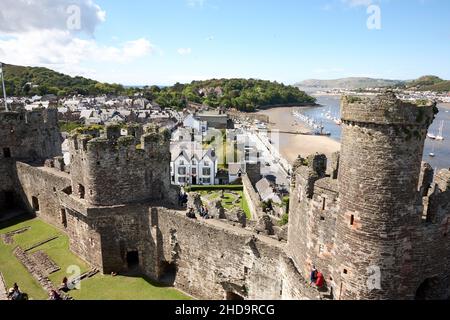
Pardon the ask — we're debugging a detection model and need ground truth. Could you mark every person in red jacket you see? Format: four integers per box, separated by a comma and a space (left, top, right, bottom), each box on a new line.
315, 272, 325, 289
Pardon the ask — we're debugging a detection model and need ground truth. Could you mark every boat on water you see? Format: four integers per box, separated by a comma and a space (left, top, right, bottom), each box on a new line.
429, 141, 436, 157
435, 120, 445, 141
427, 133, 437, 140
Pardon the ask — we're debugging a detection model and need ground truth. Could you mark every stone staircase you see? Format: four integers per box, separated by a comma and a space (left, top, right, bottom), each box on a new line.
13, 247, 71, 300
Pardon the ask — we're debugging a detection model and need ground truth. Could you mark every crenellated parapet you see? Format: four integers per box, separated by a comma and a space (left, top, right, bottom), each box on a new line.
68, 123, 177, 207
292, 153, 328, 199
426, 169, 450, 224
0, 107, 61, 161
0, 107, 58, 127
341, 92, 437, 127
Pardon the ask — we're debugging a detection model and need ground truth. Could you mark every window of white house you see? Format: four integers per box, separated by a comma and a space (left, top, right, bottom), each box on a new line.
178, 177, 186, 183
202, 168, 211, 176
178, 167, 187, 175
192, 168, 197, 175
180, 160, 184, 165
204, 161, 210, 166
203, 178, 211, 184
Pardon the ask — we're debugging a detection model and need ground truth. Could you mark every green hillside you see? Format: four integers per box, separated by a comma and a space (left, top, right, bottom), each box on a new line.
1, 64, 315, 112
150, 78, 316, 112
403, 75, 450, 92
1, 64, 125, 97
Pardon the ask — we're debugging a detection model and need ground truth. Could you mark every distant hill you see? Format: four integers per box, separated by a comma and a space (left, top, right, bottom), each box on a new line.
1, 63, 125, 97
152, 78, 316, 112
1, 64, 315, 112
402, 75, 450, 92
296, 76, 450, 93
295, 77, 404, 90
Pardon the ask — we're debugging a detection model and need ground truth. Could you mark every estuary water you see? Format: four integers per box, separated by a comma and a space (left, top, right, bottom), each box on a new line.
296, 95, 450, 171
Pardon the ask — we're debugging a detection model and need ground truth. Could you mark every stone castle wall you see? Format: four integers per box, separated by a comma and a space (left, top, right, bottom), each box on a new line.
0, 109, 62, 160
14, 162, 71, 227
69, 125, 178, 207
0, 108, 62, 212
242, 174, 263, 220
2, 92, 450, 300
333, 93, 437, 299
287, 154, 339, 292
155, 208, 319, 300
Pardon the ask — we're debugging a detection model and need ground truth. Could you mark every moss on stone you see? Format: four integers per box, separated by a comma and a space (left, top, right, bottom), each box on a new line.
88, 137, 109, 145
143, 132, 161, 143
117, 135, 135, 146
71, 125, 103, 136
346, 96, 363, 103
106, 123, 121, 130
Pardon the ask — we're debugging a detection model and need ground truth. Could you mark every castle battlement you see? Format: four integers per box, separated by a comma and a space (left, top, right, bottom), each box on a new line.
0, 108, 61, 161
0, 108, 58, 127
3, 92, 450, 301
70, 123, 171, 161
341, 91, 438, 127
68, 123, 176, 207
292, 153, 336, 199
288, 92, 450, 300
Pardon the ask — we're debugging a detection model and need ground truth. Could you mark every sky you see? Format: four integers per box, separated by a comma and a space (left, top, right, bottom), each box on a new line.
0, 0, 450, 86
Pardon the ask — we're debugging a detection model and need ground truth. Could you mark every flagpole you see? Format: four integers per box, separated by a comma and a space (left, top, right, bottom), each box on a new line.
0, 62, 8, 111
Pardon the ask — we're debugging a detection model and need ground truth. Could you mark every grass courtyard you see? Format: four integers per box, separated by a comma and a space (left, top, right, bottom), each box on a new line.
197, 189, 252, 220
0, 217, 190, 300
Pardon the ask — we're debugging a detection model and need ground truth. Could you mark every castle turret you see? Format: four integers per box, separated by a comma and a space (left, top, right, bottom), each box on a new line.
333, 92, 437, 299
68, 124, 177, 207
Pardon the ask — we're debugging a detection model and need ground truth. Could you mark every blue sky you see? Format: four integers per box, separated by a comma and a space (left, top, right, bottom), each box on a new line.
1, 0, 450, 85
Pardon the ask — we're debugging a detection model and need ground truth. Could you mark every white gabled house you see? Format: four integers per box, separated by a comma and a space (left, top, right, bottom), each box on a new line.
171, 142, 218, 186
183, 114, 208, 135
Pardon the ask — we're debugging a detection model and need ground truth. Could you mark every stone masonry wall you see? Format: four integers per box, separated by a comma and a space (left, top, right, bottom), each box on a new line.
242, 174, 263, 220
14, 162, 71, 227
69, 126, 178, 207
155, 208, 321, 300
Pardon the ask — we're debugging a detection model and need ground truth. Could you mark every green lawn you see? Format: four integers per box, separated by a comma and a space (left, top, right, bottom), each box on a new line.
199, 190, 252, 220
70, 275, 190, 300
0, 217, 191, 300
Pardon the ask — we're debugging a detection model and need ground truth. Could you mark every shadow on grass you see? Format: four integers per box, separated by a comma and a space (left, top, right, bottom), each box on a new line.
0, 213, 35, 231
117, 270, 176, 289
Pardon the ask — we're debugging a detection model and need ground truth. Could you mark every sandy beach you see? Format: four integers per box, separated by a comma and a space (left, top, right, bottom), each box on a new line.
255, 107, 341, 164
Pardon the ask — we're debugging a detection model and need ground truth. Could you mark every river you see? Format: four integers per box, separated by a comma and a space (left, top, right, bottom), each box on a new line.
297, 95, 450, 170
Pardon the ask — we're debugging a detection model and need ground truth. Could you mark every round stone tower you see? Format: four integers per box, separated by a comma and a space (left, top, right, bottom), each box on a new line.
333, 92, 437, 299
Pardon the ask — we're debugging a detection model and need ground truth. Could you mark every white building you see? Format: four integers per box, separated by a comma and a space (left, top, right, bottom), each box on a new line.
183, 114, 208, 135
228, 163, 245, 183
171, 143, 218, 186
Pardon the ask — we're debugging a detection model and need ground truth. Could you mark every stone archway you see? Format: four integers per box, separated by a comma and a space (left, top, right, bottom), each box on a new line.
415, 277, 441, 300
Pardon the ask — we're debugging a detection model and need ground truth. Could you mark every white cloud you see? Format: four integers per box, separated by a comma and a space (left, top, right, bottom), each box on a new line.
177, 48, 192, 56
186, 0, 206, 7
0, 0, 155, 79
0, 30, 154, 73
342, 0, 373, 7
0, 0, 105, 35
